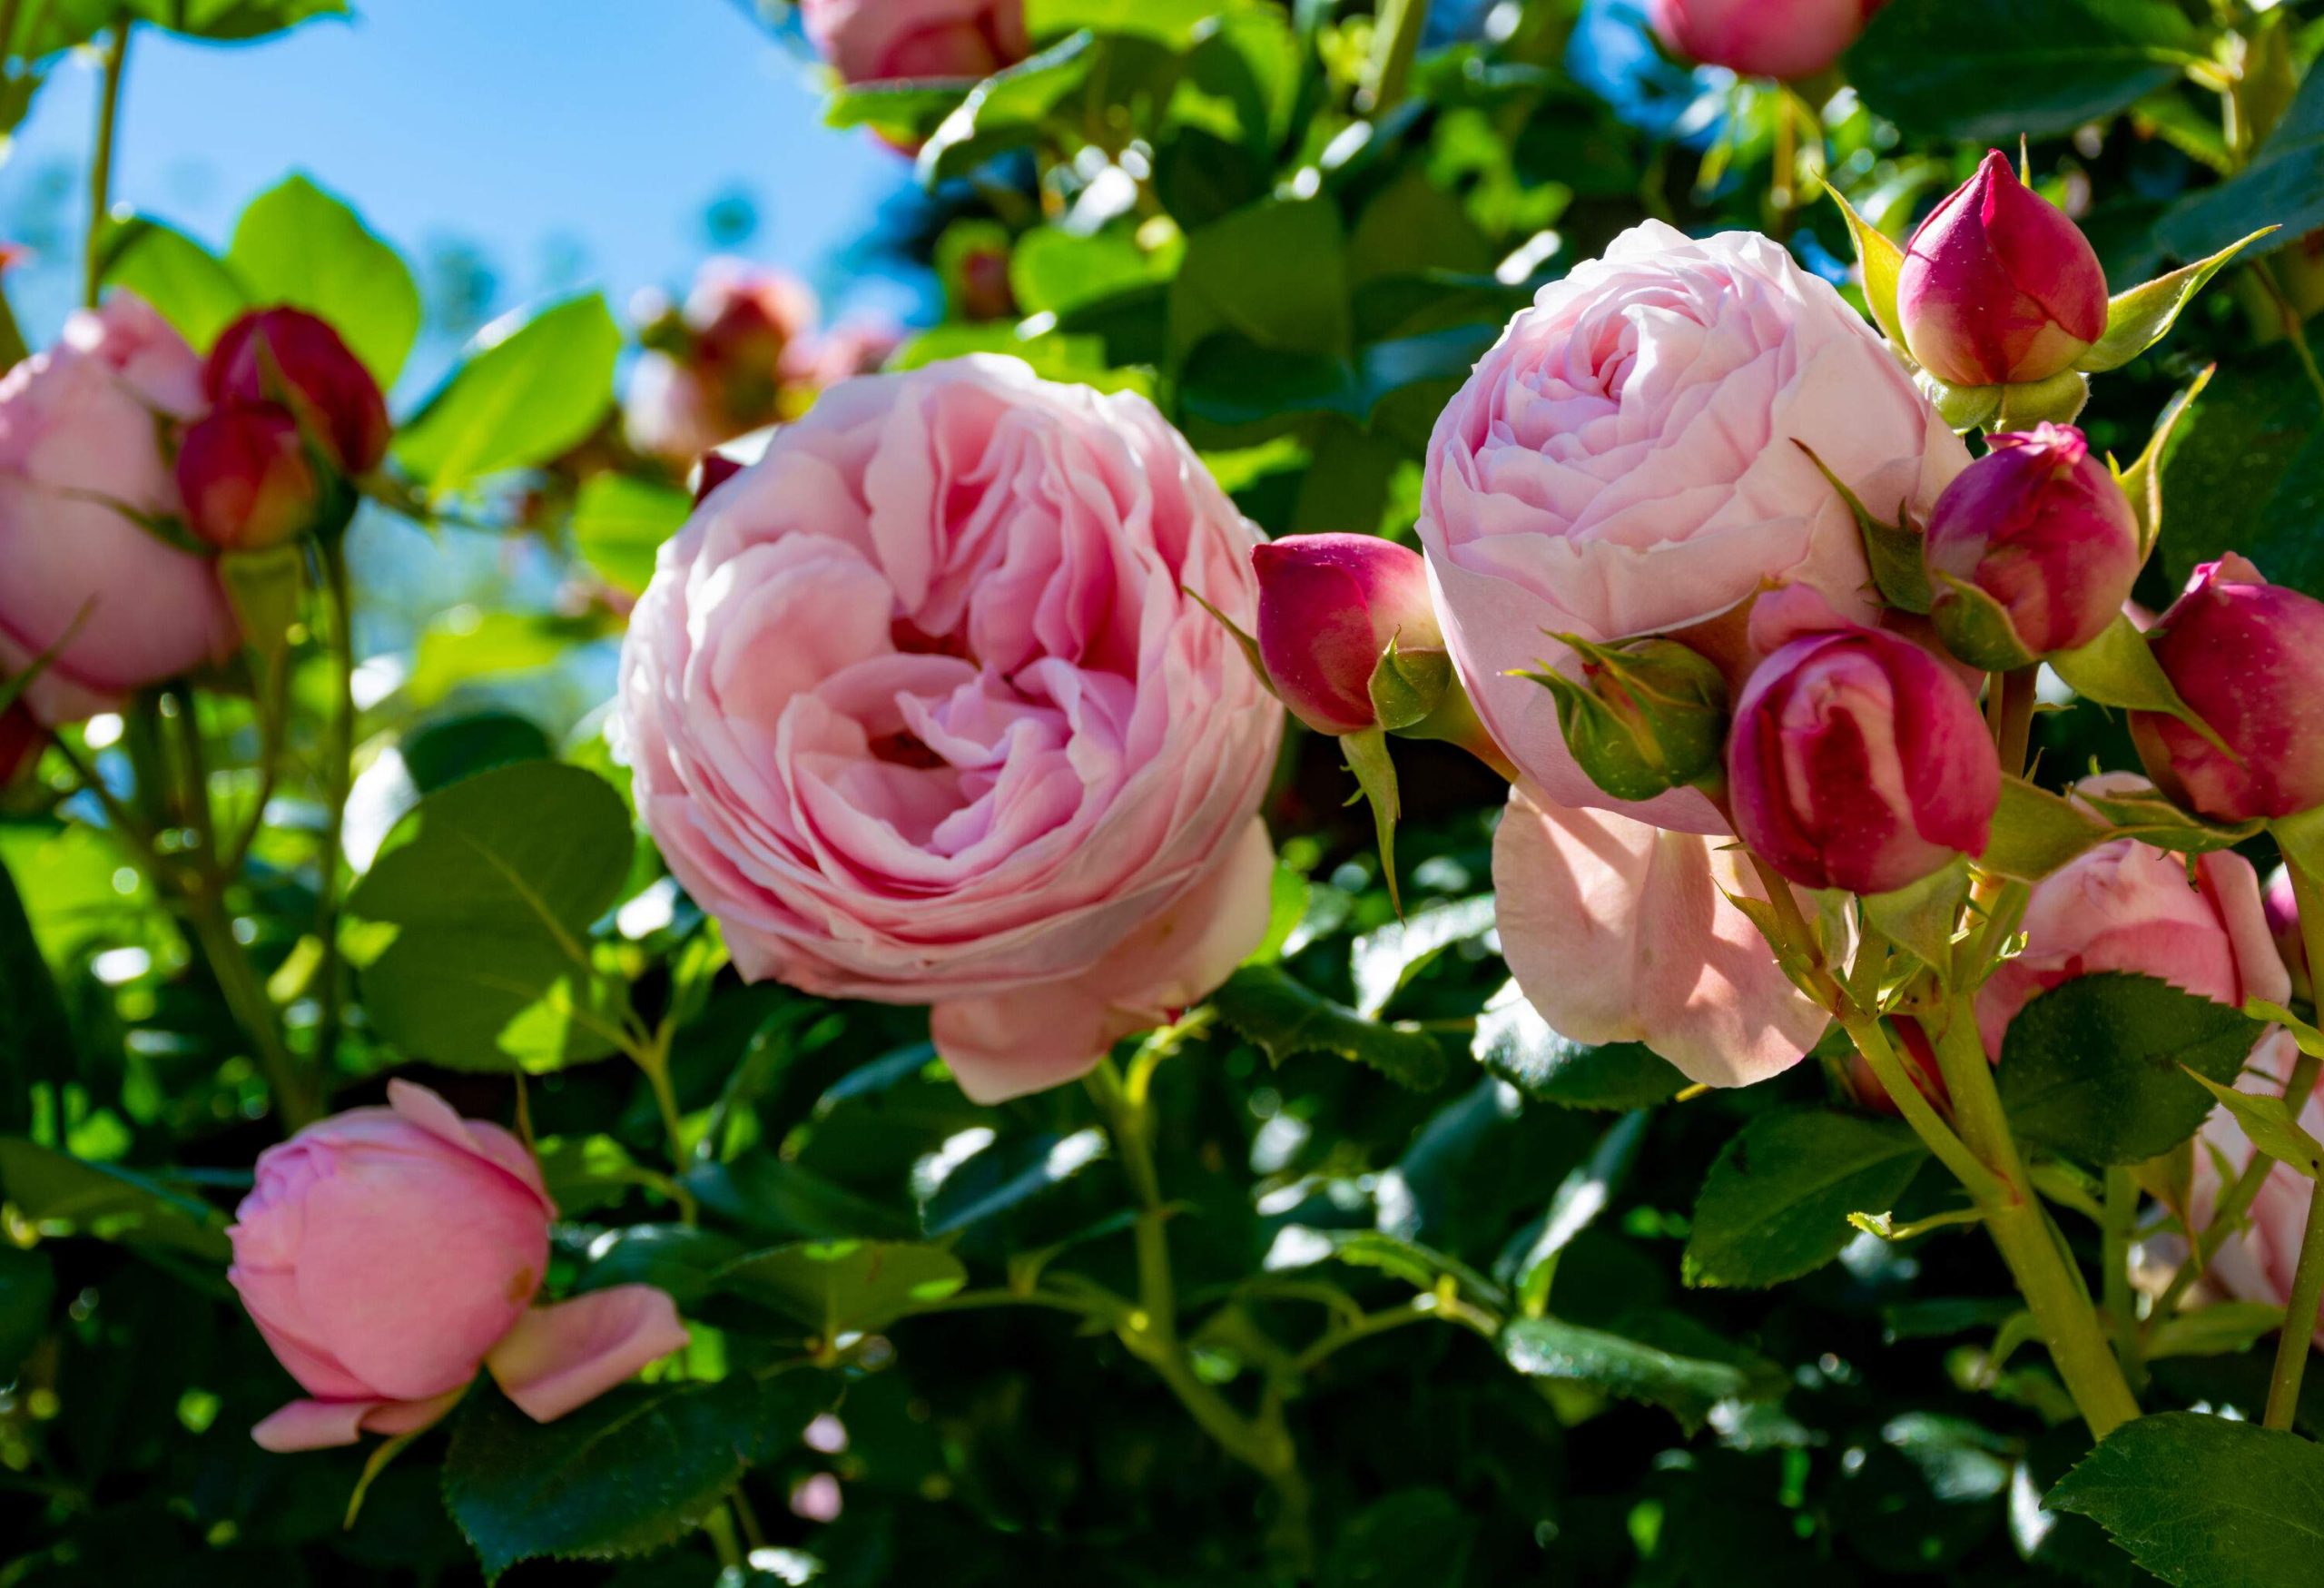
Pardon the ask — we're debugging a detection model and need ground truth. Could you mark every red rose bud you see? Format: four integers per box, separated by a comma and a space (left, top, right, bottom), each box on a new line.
1646, 0, 1886, 81
177, 404, 324, 552
1729, 622, 2001, 895
1896, 150, 2108, 390
1253, 534, 1445, 736
1523, 636, 1728, 803
2266, 865, 2311, 1005
205, 308, 390, 476
2132, 555, 2324, 823
1924, 423, 2141, 668
958, 245, 1017, 323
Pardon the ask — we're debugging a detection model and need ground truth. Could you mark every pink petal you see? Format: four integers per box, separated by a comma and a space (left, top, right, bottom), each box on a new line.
485, 1287, 690, 1424
250, 1388, 462, 1453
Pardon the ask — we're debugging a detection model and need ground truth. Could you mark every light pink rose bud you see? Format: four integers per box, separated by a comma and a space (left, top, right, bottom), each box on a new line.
1728, 614, 2000, 894
1975, 839, 2290, 1059
228, 1080, 688, 1453
177, 403, 324, 552
1924, 423, 2141, 667
801, 0, 1028, 85
616, 356, 1283, 1104
1896, 150, 2110, 390
2179, 1035, 2324, 1347
0, 293, 238, 725
205, 308, 390, 476
1252, 534, 1443, 736
2266, 865, 2310, 1004
2131, 555, 2324, 823
1646, 0, 1886, 81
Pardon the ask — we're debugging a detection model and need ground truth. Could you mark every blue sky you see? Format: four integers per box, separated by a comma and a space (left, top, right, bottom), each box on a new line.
0, 1, 917, 345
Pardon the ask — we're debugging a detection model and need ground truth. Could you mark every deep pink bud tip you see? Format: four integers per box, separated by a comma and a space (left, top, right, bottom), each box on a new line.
204, 307, 390, 477
1252, 534, 1442, 737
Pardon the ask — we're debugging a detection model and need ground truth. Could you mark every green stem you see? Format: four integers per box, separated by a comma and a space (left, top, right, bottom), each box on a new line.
2265, 1177, 2324, 1429
2153, 1047, 2324, 1328
1365, 0, 1428, 113
311, 538, 358, 1077
81, 24, 128, 310
183, 884, 315, 1129
1925, 1002, 2142, 1437
2251, 259, 2324, 413
2102, 1167, 2145, 1389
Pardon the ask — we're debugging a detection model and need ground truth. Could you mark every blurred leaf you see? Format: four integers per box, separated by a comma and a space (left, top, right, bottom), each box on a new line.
0, 856, 74, 1134
1009, 225, 1177, 317
1848, 0, 2201, 143
1471, 981, 1684, 1110
2163, 66, 2324, 264
8, 0, 343, 54
1026, 0, 1233, 44
571, 474, 690, 598
0, 1139, 231, 1261
2048, 1412, 2324, 1588
1212, 964, 1447, 1090
395, 294, 621, 493
1998, 973, 2260, 1166
1270, 1226, 1504, 1308
1320, 1488, 1477, 1588
915, 33, 1100, 184
2159, 346, 2324, 601
717, 1239, 968, 1335
227, 173, 421, 385
1499, 1310, 1784, 1434
1179, 323, 1498, 439
97, 217, 249, 350
1682, 1109, 1928, 1288
0, 1246, 54, 1377
1349, 893, 1496, 1018
1170, 196, 1351, 366
682, 1152, 919, 1242
1508, 1110, 1647, 1315
2144, 1300, 2287, 1361
347, 762, 634, 1071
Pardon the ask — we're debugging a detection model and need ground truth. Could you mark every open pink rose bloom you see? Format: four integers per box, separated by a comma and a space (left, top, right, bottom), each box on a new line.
228, 1081, 687, 1452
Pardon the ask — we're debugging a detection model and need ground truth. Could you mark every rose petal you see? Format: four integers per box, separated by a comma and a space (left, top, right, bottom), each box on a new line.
250, 1387, 462, 1453
485, 1287, 691, 1424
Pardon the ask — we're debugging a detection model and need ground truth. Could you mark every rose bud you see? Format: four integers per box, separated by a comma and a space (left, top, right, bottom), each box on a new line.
177, 404, 324, 552
1923, 423, 2141, 668
1646, 0, 1886, 81
1896, 150, 2109, 390
1524, 635, 1728, 803
1728, 615, 2000, 895
2266, 865, 2311, 1004
801, 0, 1029, 86
228, 1080, 687, 1452
205, 307, 390, 476
1253, 534, 1447, 736
2130, 555, 2324, 822
1975, 837, 2290, 1059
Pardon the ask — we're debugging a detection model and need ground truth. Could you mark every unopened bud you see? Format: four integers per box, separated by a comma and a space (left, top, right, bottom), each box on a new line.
205, 308, 390, 475
1523, 635, 1728, 804
178, 404, 324, 551
1252, 534, 1445, 736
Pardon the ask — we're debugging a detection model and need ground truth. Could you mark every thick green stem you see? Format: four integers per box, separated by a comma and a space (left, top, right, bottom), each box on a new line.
183, 885, 316, 1129
1926, 1003, 2142, 1437
311, 538, 358, 1077
2102, 1167, 2145, 1389
81, 25, 128, 309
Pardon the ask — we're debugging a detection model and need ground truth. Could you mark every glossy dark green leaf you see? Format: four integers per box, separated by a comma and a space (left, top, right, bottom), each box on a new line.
0, 1139, 231, 1261
1499, 1309, 1784, 1433
1471, 981, 1684, 1110
1683, 1109, 1928, 1288
2162, 65, 2324, 265
1211, 964, 1447, 1090
716, 1239, 968, 1335
2158, 346, 2324, 601
919, 1128, 1108, 1237
2048, 1412, 2324, 1588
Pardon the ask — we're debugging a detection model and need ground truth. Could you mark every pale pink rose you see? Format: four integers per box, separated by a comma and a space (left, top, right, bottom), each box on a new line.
1975, 838, 2290, 1060
1492, 784, 1830, 1088
2183, 1034, 2324, 1348
616, 356, 1283, 1103
1421, 221, 1965, 833
229, 1080, 687, 1453
801, 0, 1029, 85
1648, 0, 1887, 82
799, 316, 905, 390
0, 293, 238, 723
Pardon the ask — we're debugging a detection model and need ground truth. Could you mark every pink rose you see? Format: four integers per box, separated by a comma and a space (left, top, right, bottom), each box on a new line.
2183, 1037, 2324, 1348
1492, 785, 1830, 1088
0, 294, 238, 723
800, 0, 1029, 85
1648, 0, 1886, 81
1975, 839, 2290, 1060
616, 356, 1283, 1103
1421, 221, 1965, 834
228, 1080, 687, 1452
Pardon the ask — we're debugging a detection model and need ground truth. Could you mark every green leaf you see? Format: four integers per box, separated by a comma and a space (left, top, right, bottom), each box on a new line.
226, 173, 421, 386
443, 1376, 832, 1580
681, 1152, 920, 1243
0, 1246, 54, 1378
1796, 440, 1929, 614
1980, 775, 2112, 882
576, 1224, 748, 1310
1349, 894, 1496, 1019
0, 1139, 231, 1261
395, 294, 622, 494
2117, 365, 2213, 556
2078, 230, 2274, 374
2051, 613, 2233, 756
1009, 224, 1179, 318
825, 79, 974, 143
123, 0, 346, 41
920, 1128, 1108, 1237
2183, 1070, 2324, 1179
1471, 981, 1685, 1110
1847, 0, 2201, 143
2145, 1299, 2288, 1361
1683, 1109, 1930, 1288
346, 762, 634, 1072
2072, 777, 2263, 855
1169, 196, 1351, 368
97, 217, 249, 350
716, 1239, 968, 1336
1499, 1311, 1784, 1434
571, 474, 689, 598
1177, 324, 1498, 439
1026, 0, 1233, 44
1270, 1226, 1504, 1308
914, 33, 1101, 185
1339, 726, 1403, 914
2158, 345, 2324, 600
1321, 1489, 1477, 1588
2162, 64, 2324, 266
1509, 1110, 1647, 1315
1211, 964, 1447, 1091
1998, 973, 2262, 1165
2047, 1412, 2324, 1588
0, 858, 74, 1136
1863, 859, 1970, 978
